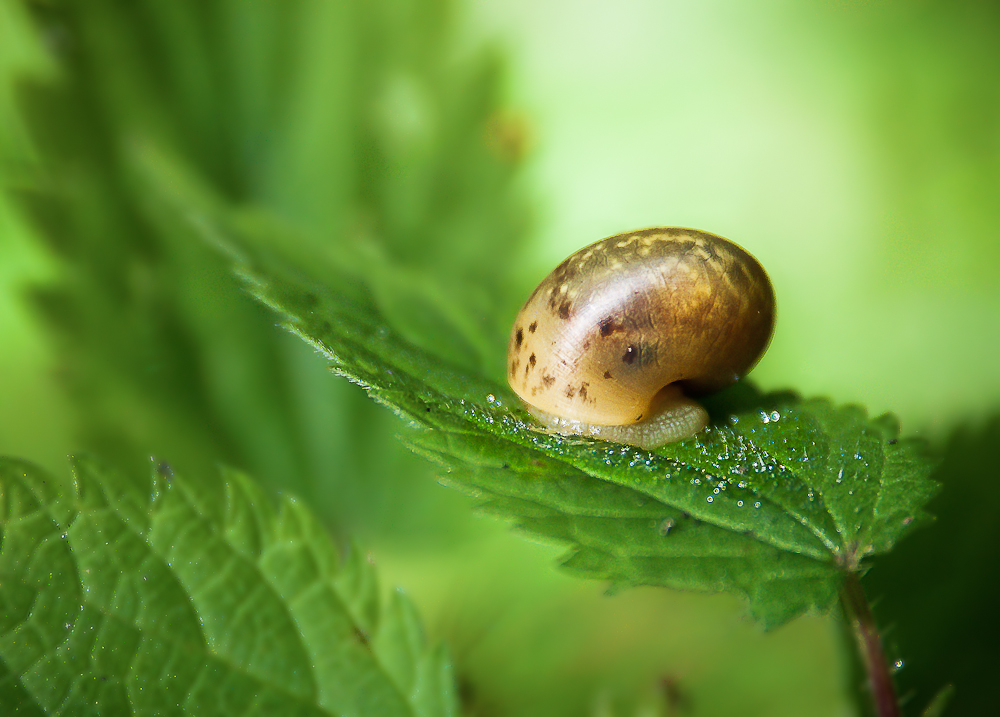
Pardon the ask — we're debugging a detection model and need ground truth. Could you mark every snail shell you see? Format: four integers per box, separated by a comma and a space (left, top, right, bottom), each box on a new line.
507, 227, 775, 449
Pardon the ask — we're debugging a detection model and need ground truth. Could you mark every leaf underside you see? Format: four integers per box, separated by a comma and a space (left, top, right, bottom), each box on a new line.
0, 457, 456, 717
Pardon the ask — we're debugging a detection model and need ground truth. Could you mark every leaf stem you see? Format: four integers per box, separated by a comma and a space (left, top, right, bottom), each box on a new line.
839, 571, 900, 717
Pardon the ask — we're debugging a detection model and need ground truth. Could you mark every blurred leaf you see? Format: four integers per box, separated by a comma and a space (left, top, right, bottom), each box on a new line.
863, 416, 1000, 716
0, 455, 457, 717
134, 148, 939, 630
920, 684, 954, 717
2, 0, 530, 540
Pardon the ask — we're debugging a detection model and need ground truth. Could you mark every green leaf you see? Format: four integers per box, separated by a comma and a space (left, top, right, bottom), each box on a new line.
921, 684, 955, 717
4, 0, 529, 544
133, 147, 939, 630
861, 416, 1000, 715
0, 456, 457, 716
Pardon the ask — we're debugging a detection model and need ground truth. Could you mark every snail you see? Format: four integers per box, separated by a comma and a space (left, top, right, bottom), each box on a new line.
507, 227, 775, 449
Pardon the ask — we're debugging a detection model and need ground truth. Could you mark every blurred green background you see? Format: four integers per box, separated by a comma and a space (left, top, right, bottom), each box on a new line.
1, 1, 998, 715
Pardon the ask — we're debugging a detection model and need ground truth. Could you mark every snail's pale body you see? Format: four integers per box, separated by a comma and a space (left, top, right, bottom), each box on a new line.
507, 227, 775, 449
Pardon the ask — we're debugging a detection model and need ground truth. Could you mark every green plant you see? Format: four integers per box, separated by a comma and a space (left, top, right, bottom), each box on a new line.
1, 2, 995, 716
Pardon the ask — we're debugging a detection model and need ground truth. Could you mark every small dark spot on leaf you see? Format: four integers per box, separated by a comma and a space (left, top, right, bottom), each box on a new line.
599, 317, 617, 337
558, 301, 571, 319
604, 371, 613, 379
635, 414, 643, 421
529, 320, 538, 333
888, 438, 898, 445
353, 627, 371, 647
515, 327, 524, 348
659, 676, 688, 712
541, 374, 555, 388
458, 677, 477, 708
622, 345, 637, 364
579, 382, 589, 400
529, 353, 537, 367
565, 385, 577, 398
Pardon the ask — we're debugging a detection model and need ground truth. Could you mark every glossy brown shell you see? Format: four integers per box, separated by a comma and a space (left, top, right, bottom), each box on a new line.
507, 227, 775, 427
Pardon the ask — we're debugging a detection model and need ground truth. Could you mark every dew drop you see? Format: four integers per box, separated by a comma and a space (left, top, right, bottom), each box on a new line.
754, 501, 761, 509
737, 500, 744, 507
706, 496, 714, 503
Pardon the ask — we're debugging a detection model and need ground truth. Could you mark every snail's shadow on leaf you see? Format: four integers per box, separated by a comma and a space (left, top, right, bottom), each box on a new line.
700, 381, 800, 422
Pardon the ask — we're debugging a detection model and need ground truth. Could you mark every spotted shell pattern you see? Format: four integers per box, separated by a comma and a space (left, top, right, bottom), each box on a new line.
507, 227, 775, 445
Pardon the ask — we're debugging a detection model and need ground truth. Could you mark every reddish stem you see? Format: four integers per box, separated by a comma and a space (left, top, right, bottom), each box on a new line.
840, 571, 900, 717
